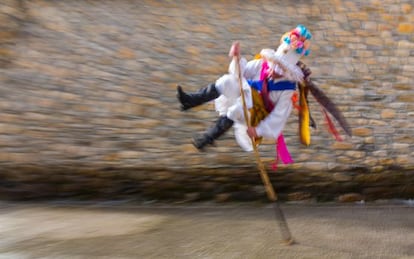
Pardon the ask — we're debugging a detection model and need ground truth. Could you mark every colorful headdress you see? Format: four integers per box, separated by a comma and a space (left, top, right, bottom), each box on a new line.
282, 24, 312, 56
260, 25, 312, 82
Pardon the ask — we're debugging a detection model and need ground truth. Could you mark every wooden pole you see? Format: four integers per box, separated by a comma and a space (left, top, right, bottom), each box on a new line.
233, 52, 294, 245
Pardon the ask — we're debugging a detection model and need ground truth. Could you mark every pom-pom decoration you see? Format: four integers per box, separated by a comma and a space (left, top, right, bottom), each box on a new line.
281, 24, 312, 56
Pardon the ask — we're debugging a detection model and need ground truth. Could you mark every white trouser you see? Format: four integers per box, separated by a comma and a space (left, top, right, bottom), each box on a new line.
214, 74, 252, 118
212, 73, 252, 151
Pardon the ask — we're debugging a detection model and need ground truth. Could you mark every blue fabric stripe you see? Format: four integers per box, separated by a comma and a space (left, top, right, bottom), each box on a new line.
268, 80, 296, 91
248, 79, 296, 91
248, 80, 263, 91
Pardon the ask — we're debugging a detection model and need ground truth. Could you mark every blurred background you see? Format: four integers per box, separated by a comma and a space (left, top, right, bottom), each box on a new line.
0, 0, 413, 202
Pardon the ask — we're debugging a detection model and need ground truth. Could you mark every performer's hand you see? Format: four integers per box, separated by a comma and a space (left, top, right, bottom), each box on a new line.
297, 61, 312, 80
247, 126, 258, 139
229, 41, 240, 57
268, 69, 283, 80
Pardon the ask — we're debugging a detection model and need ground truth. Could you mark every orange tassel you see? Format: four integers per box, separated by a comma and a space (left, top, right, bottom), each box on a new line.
291, 92, 301, 111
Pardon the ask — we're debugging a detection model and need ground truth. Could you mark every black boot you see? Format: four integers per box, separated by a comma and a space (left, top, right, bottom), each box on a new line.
192, 116, 234, 150
177, 83, 220, 111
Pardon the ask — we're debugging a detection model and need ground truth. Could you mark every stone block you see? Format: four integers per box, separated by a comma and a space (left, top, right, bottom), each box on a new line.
352, 128, 373, 137
380, 109, 396, 119
331, 142, 353, 150
117, 47, 136, 59
338, 193, 364, 202
401, 4, 412, 13
287, 192, 312, 201
397, 23, 414, 33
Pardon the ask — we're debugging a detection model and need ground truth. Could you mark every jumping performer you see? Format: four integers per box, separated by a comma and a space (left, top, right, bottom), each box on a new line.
177, 25, 351, 164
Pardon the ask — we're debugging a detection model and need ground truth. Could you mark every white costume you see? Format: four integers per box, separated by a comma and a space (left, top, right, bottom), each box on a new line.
178, 25, 351, 162
213, 42, 307, 151
177, 25, 313, 153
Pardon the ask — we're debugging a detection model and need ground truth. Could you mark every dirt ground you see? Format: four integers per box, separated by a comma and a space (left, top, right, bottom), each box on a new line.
0, 201, 413, 259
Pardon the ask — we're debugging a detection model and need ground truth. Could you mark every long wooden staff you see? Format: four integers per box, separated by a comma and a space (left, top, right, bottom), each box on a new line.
233, 47, 294, 245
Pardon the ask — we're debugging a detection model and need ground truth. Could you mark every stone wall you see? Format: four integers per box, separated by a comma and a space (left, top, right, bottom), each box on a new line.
0, 0, 413, 202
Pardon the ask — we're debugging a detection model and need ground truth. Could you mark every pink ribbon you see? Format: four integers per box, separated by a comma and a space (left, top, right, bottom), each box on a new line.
260, 61, 269, 80
271, 134, 294, 171
277, 134, 294, 164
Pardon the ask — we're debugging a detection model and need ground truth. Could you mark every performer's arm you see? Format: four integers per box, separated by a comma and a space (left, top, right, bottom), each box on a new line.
243, 59, 263, 80
229, 41, 263, 80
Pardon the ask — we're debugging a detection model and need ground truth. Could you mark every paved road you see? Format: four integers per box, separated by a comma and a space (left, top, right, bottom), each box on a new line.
0, 201, 413, 259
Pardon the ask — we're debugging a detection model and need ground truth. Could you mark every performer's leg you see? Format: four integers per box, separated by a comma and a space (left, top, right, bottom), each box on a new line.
192, 115, 234, 150
177, 72, 243, 111
178, 74, 241, 150
176, 83, 220, 111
